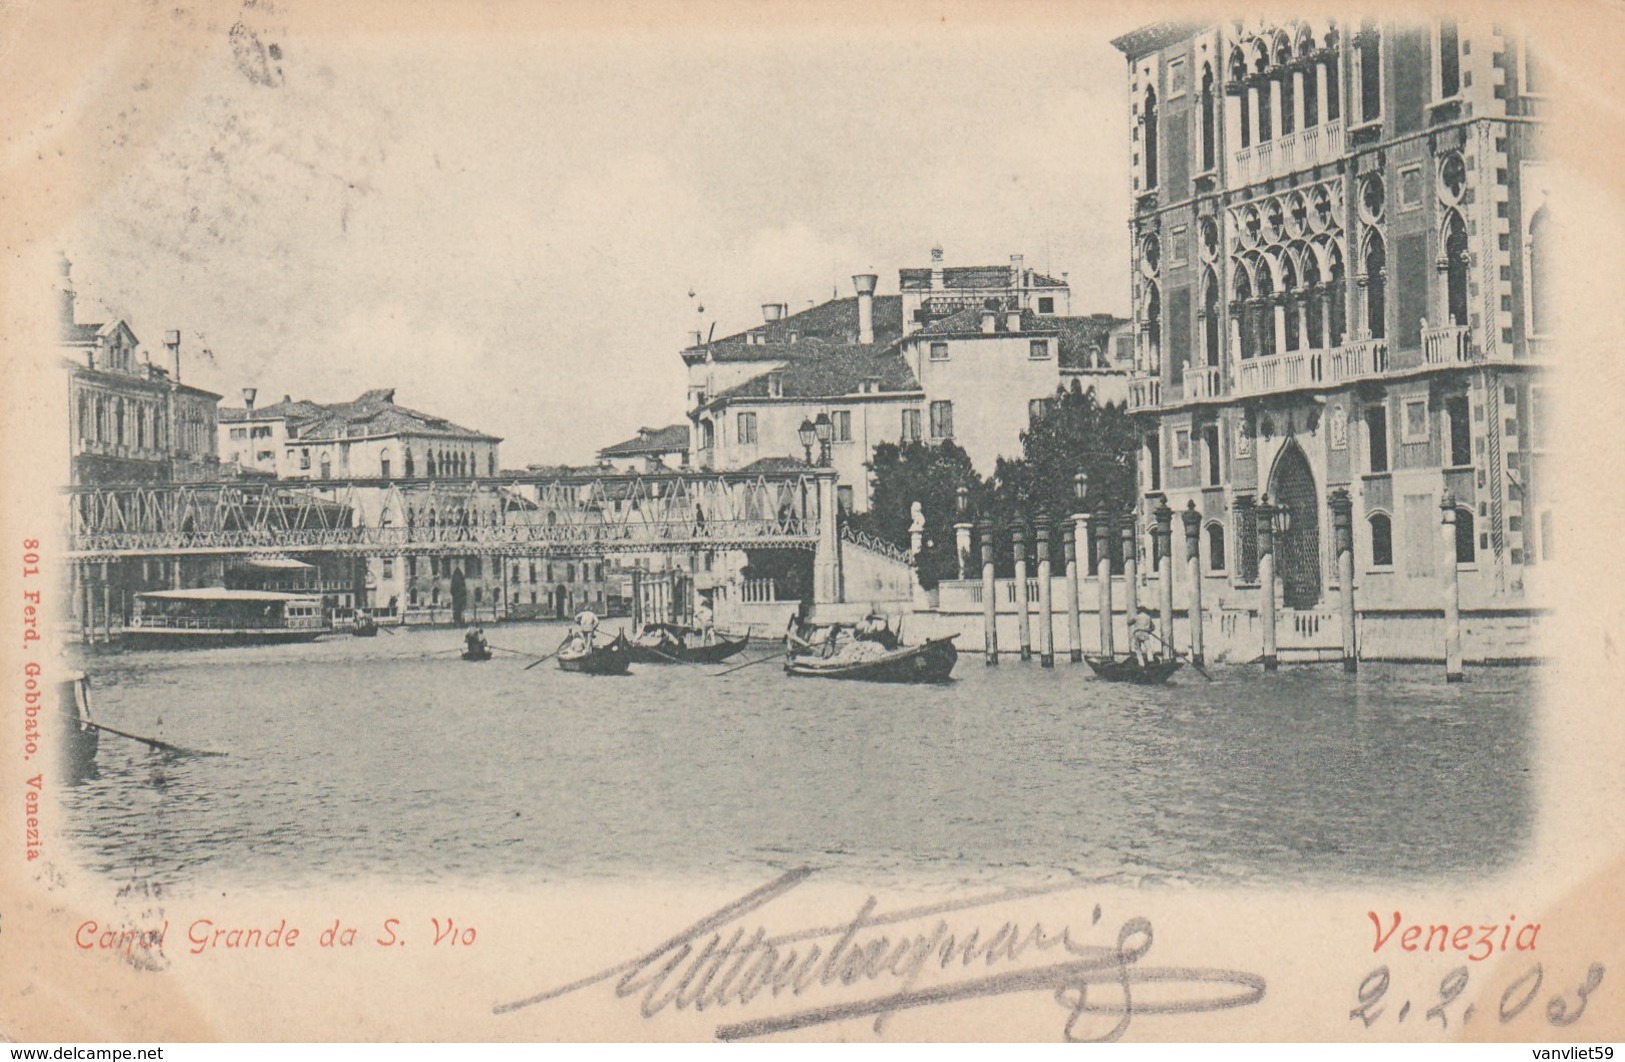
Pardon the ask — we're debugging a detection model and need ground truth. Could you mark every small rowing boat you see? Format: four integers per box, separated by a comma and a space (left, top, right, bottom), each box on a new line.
1084, 654, 1182, 684
461, 646, 493, 662
626, 623, 749, 665
785, 634, 958, 683
558, 632, 632, 675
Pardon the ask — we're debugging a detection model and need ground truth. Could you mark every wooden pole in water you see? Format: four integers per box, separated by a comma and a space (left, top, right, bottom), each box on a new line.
1257, 497, 1279, 671
1012, 524, 1031, 662
1151, 495, 1175, 660
1093, 513, 1114, 658
1120, 516, 1139, 651
979, 516, 998, 666
1035, 514, 1054, 668
1180, 500, 1205, 666
1062, 524, 1083, 663
1441, 491, 1464, 682
1329, 488, 1357, 673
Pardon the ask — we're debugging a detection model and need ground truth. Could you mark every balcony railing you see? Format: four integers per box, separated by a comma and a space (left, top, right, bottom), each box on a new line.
1422, 322, 1476, 366
1128, 377, 1163, 411
1229, 119, 1344, 187
1236, 348, 1323, 396
1184, 366, 1222, 400
1327, 336, 1389, 382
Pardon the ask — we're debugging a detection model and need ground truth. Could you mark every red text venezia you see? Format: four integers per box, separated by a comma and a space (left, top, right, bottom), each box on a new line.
1369, 910, 1540, 962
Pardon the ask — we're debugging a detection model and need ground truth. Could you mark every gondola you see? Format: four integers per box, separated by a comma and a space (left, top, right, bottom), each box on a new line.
557, 631, 633, 675
784, 634, 958, 683
461, 646, 493, 662
1084, 654, 1183, 684
625, 623, 749, 665
350, 614, 379, 638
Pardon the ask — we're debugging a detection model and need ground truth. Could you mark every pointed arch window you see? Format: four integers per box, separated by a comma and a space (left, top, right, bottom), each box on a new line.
1364, 234, 1387, 340
1235, 269, 1256, 360
1368, 512, 1394, 567
1443, 211, 1469, 328
1200, 65, 1216, 172
1143, 88, 1159, 189
1145, 282, 1162, 371
1202, 269, 1221, 366
1358, 21, 1383, 123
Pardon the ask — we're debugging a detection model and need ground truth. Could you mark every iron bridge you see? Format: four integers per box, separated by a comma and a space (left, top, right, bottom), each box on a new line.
64, 471, 834, 560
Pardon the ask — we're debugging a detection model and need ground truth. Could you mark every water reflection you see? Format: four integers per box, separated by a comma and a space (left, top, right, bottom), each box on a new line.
61, 622, 1536, 891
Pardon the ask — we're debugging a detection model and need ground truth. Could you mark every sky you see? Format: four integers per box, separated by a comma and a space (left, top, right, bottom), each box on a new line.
56, 4, 1138, 467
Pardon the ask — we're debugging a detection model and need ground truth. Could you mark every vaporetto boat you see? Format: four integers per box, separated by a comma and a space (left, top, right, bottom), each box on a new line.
121, 587, 331, 648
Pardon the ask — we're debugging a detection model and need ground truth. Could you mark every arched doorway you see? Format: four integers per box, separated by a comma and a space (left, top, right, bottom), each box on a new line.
553, 585, 568, 619
1268, 441, 1322, 609
450, 568, 467, 626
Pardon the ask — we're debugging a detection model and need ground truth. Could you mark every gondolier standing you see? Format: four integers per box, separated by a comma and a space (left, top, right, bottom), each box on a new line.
1130, 607, 1161, 667
572, 608, 600, 651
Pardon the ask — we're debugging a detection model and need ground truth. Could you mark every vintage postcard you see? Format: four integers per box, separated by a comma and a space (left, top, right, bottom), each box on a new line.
2, 0, 1623, 1044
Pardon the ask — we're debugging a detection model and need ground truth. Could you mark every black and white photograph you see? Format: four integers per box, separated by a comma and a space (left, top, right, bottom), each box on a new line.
1, 0, 1620, 1045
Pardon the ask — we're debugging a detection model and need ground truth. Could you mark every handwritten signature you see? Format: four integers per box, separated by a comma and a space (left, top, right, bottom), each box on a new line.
493, 868, 1265, 1041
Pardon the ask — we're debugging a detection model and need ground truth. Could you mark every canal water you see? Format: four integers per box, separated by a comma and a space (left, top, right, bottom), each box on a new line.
61, 622, 1537, 893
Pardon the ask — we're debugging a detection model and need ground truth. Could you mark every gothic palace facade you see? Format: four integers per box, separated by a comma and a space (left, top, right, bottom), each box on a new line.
1113, 18, 1551, 648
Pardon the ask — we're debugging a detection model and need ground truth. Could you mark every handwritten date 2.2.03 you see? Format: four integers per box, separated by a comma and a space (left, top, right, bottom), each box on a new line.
1350, 962, 1606, 1031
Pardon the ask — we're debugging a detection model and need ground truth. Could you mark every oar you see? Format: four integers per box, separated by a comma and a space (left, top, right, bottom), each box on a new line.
1151, 631, 1212, 681
643, 644, 709, 668
85, 720, 225, 758
713, 653, 785, 677
488, 644, 543, 660
524, 637, 571, 671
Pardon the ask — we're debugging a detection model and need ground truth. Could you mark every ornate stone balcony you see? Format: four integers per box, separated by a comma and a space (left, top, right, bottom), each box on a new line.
1128, 377, 1162, 411
1422, 322, 1476, 366
1184, 366, 1222, 400
1229, 119, 1344, 188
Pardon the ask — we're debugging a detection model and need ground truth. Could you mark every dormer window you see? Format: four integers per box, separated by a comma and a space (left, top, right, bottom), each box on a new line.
766, 373, 784, 398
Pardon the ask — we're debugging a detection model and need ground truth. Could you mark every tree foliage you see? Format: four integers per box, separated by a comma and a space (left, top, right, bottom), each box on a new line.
849, 439, 982, 589
859, 380, 1138, 580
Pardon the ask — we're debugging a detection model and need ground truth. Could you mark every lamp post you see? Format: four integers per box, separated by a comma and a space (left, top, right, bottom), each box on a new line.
813, 412, 833, 467
1067, 472, 1089, 663
798, 418, 816, 466
953, 486, 973, 581
1179, 500, 1205, 666
1256, 494, 1279, 671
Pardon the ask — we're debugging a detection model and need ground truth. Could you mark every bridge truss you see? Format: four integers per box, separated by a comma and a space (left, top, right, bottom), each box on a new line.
64, 471, 832, 560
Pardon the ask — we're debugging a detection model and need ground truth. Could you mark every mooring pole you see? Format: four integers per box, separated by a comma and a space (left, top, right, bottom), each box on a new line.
1035, 515, 1054, 668
1180, 500, 1205, 666
979, 516, 998, 666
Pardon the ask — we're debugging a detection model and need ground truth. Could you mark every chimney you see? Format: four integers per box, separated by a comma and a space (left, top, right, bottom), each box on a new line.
1005, 305, 1022, 332
1010, 254, 1024, 289
852, 273, 878, 344
242, 387, 257, 412
762, 303, 786, 323
930, 246, 945, 291
58, 254, 76, 330
164, 329, 182, 383
690, 330, 704, 347
981, 302, 998, 334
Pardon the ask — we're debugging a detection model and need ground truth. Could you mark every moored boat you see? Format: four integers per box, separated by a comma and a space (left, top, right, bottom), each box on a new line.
350, 613, 379, 637
785, 634, 958, 683
1084, 654, 1183, 684
121, 588, 330, 648
461, 646, 493, 661
558, 631, 632, 675
626, 623, 749, 665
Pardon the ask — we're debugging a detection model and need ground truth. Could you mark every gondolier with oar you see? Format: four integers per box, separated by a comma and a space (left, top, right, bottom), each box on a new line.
571, 608, 600, 651
1130, 606, 1162, 667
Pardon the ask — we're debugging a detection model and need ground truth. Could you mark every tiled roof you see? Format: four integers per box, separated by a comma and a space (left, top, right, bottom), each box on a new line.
701, 342, 920, 411
898, 266, 1068, 291
907, 310, 1129, 371
598, 422, 691, 457
689, 295, 904, 364
738, 456, 817, 474
218, 389, 499, 441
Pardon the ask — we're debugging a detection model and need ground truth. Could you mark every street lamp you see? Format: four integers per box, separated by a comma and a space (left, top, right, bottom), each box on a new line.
813, 412, 833, 467
1274, 501, 1294, 536
956, 485, 969, 518
1073, 471, 1090, 508
798, 418, 817, 465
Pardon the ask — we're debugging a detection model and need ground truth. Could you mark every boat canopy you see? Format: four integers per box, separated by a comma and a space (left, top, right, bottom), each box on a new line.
135, 587, 318, 603
240, 557, 315, 571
